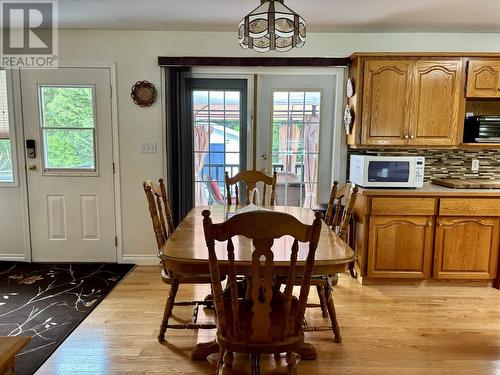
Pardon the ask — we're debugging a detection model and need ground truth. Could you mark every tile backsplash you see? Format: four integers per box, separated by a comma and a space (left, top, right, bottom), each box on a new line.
348, 149, 500, 181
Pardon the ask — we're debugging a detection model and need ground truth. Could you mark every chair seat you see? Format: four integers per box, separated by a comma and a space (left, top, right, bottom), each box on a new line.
217, 291, 303, 354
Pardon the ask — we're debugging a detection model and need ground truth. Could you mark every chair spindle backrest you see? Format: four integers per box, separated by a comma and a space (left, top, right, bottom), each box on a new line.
225, 170, 277, 206
202, 210, 323, 343
325, 181, 359, 242
143, 179, 175, 251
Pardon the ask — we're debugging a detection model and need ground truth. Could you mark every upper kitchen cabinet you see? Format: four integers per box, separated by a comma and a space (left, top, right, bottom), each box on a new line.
361, 60, 412, 146
348, 54, 465, 147
466, 60, 500, 98
410, 60, 462, 146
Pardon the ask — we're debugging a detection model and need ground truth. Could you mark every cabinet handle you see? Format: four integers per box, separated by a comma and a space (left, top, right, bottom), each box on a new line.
404, 134, 409, 139
427, 221, 432, 226
410, 134, 415, 139
439, 221, 443, 226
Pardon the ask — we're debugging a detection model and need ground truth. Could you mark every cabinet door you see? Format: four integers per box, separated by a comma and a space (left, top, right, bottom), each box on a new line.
367, 216, 434, 278
434, 217, 499, 280
466, 60, 500, 98
362, 60, 412, 145
409, 60, 462, 146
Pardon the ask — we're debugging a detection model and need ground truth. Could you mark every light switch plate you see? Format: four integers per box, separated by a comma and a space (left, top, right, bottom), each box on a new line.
471, 159, 480, 172
141, 143, 157, 153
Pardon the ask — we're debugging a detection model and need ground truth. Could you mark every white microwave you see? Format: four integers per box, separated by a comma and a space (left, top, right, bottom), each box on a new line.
349, 155, 425, 188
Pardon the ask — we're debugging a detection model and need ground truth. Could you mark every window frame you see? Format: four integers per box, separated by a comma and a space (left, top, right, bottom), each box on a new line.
37, 84, 100, 177
0, 69, 18, 187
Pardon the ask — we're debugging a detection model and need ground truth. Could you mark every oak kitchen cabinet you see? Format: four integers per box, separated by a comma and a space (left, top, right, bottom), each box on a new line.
433, 198, 500, 280
359, 58, 463, 146
366, 197, 436, 278
361, 60, 412, 146
353, 190, 500, 284
466, 59, 500, 98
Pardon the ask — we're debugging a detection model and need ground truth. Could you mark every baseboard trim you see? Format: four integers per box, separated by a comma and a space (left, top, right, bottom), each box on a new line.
0, 254, 27, 262
120, 255, 159, 265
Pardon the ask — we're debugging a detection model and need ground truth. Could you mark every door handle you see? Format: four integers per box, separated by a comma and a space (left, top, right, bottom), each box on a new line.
260, 154, 268, 161
27, 164, 37, 171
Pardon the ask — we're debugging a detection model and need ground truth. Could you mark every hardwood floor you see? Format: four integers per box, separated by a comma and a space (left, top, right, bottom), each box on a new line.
35, 266, 500, 374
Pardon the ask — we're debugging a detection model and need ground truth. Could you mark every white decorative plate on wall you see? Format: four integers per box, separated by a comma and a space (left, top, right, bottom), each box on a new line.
344, 105, 353, 134
346, 78, 354, 98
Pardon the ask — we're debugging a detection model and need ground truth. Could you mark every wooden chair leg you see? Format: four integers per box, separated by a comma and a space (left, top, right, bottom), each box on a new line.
221, 351, 234, 375
326, 291, 342, 343
158, 279, 179, 342
216, 345, 225, 375
316, 285, 328, 318
251, 354, 261, 375
286, 351, 297, 375
348, 261, 357, 278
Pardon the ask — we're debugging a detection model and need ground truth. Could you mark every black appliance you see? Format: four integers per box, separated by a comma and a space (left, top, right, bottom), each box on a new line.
464, 116, 500, 143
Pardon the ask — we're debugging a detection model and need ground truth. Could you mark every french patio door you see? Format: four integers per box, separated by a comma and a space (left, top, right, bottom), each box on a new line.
21, 68, 116, 262
256, 75, 338, 207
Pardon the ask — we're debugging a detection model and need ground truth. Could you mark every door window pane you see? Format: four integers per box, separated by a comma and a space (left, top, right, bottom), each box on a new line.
272, 91, 321, 207
193, 89, 242, 206
43, 129, 95, 169
39, 85, 97, 171
0, 70, 13, 183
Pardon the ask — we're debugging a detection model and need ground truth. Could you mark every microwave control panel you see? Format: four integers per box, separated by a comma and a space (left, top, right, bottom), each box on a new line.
415, 157, 425, 187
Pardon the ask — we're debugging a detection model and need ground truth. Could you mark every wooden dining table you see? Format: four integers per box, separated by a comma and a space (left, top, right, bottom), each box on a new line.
160, 205, 356, 361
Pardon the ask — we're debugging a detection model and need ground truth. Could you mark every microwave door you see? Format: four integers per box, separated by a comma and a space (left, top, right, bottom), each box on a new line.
367, 161, 411, 186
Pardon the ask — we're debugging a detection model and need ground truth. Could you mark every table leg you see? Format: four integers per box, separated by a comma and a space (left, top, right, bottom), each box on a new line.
191, 340, 219, 360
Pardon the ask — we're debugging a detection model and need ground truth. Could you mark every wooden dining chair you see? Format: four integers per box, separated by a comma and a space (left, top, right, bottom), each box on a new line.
311, 182, 358, 342
143, 179, 216, 343
325, 181, 359, 278
281, 181, 358, 343
225, 170, 277, 206
202, 209, 323, 375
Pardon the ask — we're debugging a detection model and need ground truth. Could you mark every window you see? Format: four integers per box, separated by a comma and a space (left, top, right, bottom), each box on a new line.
191, 83, 247, 206
0, 70, 13, 183
271, 91, 321, 207
39, 85, 97, 172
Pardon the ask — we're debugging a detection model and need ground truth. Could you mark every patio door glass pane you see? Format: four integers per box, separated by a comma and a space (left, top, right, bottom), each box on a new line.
193, 88, 244, 206
271, 91, 321, 207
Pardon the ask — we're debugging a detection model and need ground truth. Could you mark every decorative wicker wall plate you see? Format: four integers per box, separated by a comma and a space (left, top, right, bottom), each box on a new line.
131, 80, 157, 107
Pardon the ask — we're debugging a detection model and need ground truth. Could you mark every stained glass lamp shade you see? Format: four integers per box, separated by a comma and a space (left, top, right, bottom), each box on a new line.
238, 0, 306, 52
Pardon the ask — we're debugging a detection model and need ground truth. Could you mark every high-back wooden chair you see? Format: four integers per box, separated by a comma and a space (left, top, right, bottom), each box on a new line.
202, 210, 323, 375
225, 170, 277, 206
284, 181, 358, 343
312, 182, 358, 342
143, 179, 216, 343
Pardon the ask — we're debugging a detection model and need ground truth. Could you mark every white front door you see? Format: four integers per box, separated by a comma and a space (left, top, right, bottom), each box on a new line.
256, 74, 341, 207
21, 68, 116, 262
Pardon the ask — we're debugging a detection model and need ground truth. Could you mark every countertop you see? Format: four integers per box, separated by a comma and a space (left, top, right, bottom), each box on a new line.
357, 183, 500, 197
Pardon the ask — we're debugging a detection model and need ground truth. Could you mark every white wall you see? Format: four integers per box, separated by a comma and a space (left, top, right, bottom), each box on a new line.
2, 30, 500, 263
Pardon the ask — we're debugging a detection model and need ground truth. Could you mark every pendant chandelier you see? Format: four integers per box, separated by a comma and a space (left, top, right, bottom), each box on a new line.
238, 0, 306, 53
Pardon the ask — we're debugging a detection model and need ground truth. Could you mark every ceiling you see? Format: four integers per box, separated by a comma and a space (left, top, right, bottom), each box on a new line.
59, 0, 500, 33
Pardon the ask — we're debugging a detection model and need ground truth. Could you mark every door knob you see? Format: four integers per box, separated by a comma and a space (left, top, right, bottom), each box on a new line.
27, 164, 37, 171
260, 154, 268, 161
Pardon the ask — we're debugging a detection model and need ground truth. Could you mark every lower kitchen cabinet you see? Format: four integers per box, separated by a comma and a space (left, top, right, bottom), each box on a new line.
367, 216, 434, 278
353, 192, 500, 284
433, 217, 500, 280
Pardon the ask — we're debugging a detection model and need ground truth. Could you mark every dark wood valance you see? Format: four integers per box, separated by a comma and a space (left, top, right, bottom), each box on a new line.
158, 56, 349, 67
